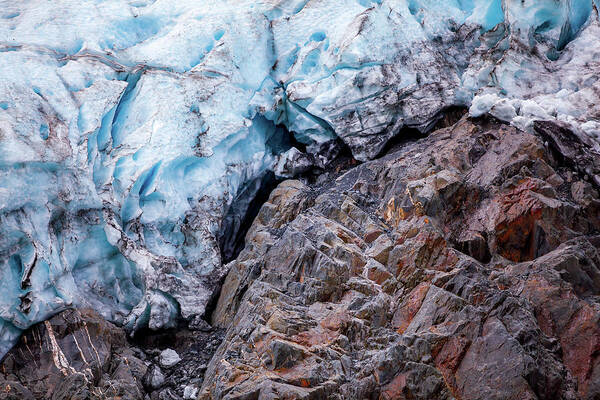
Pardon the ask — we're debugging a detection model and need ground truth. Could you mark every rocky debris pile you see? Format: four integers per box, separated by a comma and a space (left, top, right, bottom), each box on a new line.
202, 117, 600, 399
0, 309, 223, 400
133, 326, 224, 400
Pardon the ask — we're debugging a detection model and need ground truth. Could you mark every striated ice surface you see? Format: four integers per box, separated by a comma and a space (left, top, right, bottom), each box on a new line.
0, 0, 599, 356
468, 4, 600, 145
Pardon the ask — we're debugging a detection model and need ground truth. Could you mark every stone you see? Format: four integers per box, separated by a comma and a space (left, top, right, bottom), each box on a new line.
183, 385, 198, 400
365, 234, 394, 265
159, 349, 181, 368
0, 309, 147, 400
145, 367, 165, 390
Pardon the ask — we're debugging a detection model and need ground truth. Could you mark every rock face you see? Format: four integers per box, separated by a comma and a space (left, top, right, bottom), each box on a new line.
202, 117, 600, 399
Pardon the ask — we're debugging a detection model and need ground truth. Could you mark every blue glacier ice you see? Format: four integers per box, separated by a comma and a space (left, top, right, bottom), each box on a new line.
0, 0, 599, 356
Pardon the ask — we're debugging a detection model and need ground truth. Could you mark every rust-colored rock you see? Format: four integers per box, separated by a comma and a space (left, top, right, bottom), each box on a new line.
201, 118, 600, 399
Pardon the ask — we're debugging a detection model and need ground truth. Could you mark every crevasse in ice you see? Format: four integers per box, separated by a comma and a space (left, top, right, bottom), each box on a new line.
0, 0, 598, 356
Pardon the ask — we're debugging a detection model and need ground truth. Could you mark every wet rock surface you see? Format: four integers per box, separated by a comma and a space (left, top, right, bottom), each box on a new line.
2, 116, 600, 399
203, 117, 600, 399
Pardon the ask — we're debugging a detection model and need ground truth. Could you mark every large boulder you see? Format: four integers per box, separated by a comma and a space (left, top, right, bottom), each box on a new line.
0, 309, 147, 400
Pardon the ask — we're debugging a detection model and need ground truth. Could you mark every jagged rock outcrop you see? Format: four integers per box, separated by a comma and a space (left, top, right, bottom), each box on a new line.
201, 117, 600, 399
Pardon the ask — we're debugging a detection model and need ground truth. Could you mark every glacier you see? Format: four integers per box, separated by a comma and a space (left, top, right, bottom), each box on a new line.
0, 0, 599, 356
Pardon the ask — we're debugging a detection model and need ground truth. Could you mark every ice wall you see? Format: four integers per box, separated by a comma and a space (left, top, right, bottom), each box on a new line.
0, 0, 598, 356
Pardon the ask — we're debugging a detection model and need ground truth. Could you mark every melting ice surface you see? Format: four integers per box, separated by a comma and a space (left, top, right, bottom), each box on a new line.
0, 0, 599, 356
